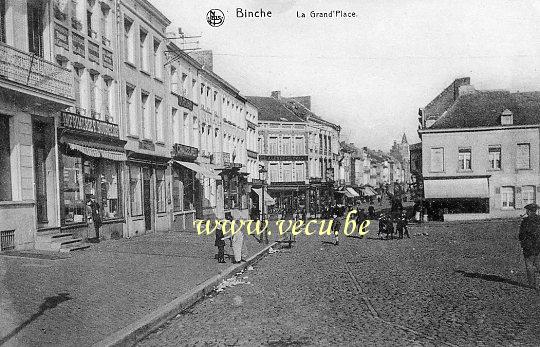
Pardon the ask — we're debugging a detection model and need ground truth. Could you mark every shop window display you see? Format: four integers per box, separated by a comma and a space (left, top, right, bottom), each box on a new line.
130, 165, 143, 216
62, 154, 86, 223
101, 161, 121, 219
156, 168, 166, 213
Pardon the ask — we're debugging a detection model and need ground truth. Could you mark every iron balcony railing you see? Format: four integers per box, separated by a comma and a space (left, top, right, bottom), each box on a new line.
0, 41, 72, 100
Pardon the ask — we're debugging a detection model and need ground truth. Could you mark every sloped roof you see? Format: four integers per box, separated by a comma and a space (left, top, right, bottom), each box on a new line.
430, 91, 540, 129
283, 98, 320, 121
245, 96, 304, 123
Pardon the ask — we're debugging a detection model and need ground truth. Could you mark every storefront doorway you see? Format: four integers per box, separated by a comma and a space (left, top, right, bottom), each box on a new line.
33, 118, 56, 229
143, 167, 152, 231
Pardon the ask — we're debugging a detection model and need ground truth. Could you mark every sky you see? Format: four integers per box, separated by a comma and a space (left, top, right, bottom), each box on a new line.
151, 0, 540, 150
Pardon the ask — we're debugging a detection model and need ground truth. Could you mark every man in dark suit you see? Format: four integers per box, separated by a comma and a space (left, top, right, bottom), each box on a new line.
88, 195, 102, 243
519, 203, 540, 293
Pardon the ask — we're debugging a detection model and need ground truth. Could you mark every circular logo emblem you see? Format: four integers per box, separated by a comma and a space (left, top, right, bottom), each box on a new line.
206, 9, 225, 27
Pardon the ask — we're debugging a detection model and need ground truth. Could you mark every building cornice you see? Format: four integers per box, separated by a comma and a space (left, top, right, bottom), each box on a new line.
419, 124, 540, 134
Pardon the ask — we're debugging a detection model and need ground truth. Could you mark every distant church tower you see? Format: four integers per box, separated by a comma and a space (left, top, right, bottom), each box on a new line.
390, 133, 411, 184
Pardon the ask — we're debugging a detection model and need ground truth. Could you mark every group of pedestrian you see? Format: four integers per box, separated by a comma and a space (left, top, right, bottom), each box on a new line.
378, 210, 410, 239
214, 211, 247, 264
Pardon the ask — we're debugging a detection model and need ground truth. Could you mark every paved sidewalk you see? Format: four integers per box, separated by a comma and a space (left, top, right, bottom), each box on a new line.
0, 229, 269, 347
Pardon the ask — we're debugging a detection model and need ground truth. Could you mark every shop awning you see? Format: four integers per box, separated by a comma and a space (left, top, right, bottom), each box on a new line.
345, 187, 359, 197
175, 161, 222, 180
68, 143, 126, 161
251, 188, 276, 206
200, 164, 223, 180
424, 177, 489, 199
362, 186, 377, 196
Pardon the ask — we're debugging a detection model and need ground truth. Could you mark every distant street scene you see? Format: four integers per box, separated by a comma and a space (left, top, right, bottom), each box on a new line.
1, 0, 540, 346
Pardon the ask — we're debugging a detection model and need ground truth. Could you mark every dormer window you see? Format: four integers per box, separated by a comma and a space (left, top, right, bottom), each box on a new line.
501, 109, 513, 125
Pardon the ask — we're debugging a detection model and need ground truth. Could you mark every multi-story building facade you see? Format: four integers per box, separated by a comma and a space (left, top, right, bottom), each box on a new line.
419, 81, 540, 220
247, 94, 309, 213
245, 101, 259, 181
53, 0, 126, 241
0, 0, 75, 250
0, 0, 264, 251
118, 0, 173, 237
277, 93, 341, 214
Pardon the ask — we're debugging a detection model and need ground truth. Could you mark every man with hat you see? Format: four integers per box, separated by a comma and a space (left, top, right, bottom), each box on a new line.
519, 203, 540, 293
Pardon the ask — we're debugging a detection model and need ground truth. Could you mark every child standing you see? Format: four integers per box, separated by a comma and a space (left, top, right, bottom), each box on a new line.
332, 213, 341, 246
215, 223, 226, 263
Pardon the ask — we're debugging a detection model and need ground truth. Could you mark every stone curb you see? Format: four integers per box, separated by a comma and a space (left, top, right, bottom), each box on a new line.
93, 241, 278, 347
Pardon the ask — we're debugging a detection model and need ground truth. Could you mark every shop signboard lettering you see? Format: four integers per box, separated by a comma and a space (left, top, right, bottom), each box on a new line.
172, 143, 198, 160
61, 111, 119, 138
178, 95, 194, 111
259, 155, 308, 161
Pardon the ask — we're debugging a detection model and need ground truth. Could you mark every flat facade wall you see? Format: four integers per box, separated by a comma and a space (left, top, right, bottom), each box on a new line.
422, 127, 540, 218
0, 202, 35, 250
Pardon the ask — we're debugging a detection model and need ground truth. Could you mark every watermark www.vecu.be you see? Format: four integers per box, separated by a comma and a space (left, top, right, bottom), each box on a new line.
193, 210, 370, 237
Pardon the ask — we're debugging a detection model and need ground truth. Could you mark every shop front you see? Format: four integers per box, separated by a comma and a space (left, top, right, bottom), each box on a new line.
218, 158, 250, 219
58, 111, 126, 240
267, 182, 308, 216
126, 149, 171, 237
170, 143, 200, 231
307, 178, 334, 217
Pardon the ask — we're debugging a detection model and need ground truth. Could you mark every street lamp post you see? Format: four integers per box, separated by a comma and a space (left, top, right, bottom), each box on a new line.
259, 165, 268, 244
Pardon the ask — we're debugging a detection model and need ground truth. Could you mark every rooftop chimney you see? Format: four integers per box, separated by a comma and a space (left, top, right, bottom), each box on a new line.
271, 91, 281, 100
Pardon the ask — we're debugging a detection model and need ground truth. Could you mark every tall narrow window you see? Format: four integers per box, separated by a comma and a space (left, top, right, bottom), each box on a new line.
86, 10, 94, 38
430, 147, 444, 172
268, 137, 278, 154
141, 91, 151, 139
172, 108, 179, 144
89, 72, 99, 118
170, 66, 178, 93
458, 148, 471, 171
73, 67, 84, 110
295, 137, 304, 155
282, 137, 291, 155
283, 163, 292, 182
296, 163, 305, 182
100, 6, 111, 46
183, 112, 189, 146
123, 17, 133, 63
126, 85, 137, 136
139, 30, 148, 71
517, 143, 531, 169
0, 116, 11, 201
181, 73, 188, 96
155, 97, 163, 142
488, 147, 501, 170
501, 186, 515, 209
27, 2, 44, 57
153, 39, 162, 78
0, 0, 6, 43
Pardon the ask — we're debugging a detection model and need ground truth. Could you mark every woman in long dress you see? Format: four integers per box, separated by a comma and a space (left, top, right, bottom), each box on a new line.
228, 209, 248, 263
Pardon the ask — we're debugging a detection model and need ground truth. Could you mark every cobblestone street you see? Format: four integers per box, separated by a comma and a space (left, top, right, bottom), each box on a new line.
141, 219, 540, 346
